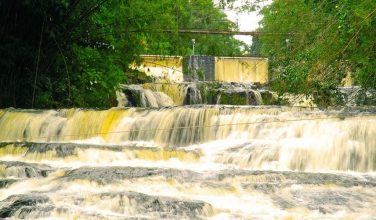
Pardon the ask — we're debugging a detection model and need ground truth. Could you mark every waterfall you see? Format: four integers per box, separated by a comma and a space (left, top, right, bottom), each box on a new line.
121, 85, 174, 107
119, 82, 274, 107
252, 90, 263, 105
143, 83, 187, 105
216, 93, 221, 104
184, 83, 202, 105
1, 106, 376, 219
1, 107, 375, 172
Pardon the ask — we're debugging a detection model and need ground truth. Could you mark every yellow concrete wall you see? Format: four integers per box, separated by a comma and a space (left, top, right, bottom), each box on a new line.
134, 55, 184, 83
214, 57, 268, 84
341, 71, 353, 87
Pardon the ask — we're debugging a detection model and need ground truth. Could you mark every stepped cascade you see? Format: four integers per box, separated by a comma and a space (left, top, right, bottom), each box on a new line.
119, 82, 273, 108
0, 106, 376, 219
2, 0, 376, 218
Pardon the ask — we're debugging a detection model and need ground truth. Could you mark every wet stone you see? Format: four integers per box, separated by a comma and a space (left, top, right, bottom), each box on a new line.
99, 191, 211, 218
54, 206, 151, 220
1, 142, 169, 159
25, 142, 124, 158
27, 143, 77, 157
0, 161, 53, 178
260, 90, 278, 105
273, 189, 369, 214
242, 182, 280, 194
0, 178, 18, 188
282, 172, 376, 188
0, 194, 53, 219
217, 90, 249, 105
214, 170, 376, 188
62, 166, 201, 184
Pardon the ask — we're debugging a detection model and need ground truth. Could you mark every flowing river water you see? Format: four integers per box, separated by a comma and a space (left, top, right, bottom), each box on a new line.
0, 106, 375, 219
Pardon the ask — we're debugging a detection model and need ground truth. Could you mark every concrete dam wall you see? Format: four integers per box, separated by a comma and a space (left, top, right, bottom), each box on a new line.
133, 55, 269, 84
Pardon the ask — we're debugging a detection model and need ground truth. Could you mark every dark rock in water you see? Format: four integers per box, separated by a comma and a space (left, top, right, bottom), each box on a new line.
294, 190, 362, 210
260, 90, 277, 105
0, 161, 53, 178
122, 86, 143, 107
0, 179, 18, 188
243, 182, 280, 194
27, 143, 77, 158
212, 170, 376, 188
282, 171, 376, 188
339, 87, 376, 106
273, 189, 368, 214
62, 166, 161, 184
98, 191, 211, 218
0, 142, 78, 158
217, 90, 249, 105
62, 166, 201, 184
208, 170, 376, 214
184, 84, 202, 105
0, 142, 125, 159
0, 194, 53, 218
47, 191, 211, 219
211, 170, 376, 214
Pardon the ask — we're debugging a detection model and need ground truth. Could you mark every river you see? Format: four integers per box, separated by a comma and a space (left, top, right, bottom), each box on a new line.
0, 106, 375, 219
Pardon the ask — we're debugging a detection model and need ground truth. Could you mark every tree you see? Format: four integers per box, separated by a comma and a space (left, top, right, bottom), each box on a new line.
0, 0, 245, 108
257, 0, 376, 97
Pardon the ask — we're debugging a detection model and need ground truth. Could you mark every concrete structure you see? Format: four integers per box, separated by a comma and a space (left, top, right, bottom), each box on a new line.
183, 56, 268, 84
183, 56, 215, 82
341, 72, 353, 87
215, 57, 268, 84
133, 55, 184, 83
133, 55, 269, 84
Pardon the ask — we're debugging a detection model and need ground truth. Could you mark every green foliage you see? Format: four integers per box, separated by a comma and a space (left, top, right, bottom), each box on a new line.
219, 92, 248, 105
258, 0, 376, 101
0, 0, 244, 108
69, 45, 124, 107
129, 0, 245, 56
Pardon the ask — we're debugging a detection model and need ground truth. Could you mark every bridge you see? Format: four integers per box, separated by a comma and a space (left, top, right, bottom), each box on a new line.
131, 29, 293, 36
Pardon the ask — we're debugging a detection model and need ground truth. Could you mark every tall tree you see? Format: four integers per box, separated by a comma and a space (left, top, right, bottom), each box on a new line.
257, 0, 376, 96
0, 0, 245, 108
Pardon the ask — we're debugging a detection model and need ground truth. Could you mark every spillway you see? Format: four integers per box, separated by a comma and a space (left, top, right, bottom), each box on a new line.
0, 106, 375, 219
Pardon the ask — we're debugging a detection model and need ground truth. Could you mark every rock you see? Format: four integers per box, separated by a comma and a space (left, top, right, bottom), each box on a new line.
0, 179, 18, 188
211, 170, 376, 188
62, 166, 201, 184
27, 143, 77, 158
0, 161, 53, 178
0, 194, 52, 219
98, 191, 212, 218
217, 90, 249, 105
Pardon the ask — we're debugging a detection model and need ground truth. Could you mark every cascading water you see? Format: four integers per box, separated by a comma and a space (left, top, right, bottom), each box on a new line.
119, 82, 278, 107
253, 89, 263, 105
0, 106, 376, 219
184, 83, 202, 105
120, 84, 174, 107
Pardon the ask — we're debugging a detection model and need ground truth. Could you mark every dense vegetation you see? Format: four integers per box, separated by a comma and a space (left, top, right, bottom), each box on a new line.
0, 0, 244, 108
3, 0, 374, 108
256, 0, 376, 98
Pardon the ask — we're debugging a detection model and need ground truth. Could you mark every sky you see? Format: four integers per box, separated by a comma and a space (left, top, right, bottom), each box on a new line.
219, 0, 272, 45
